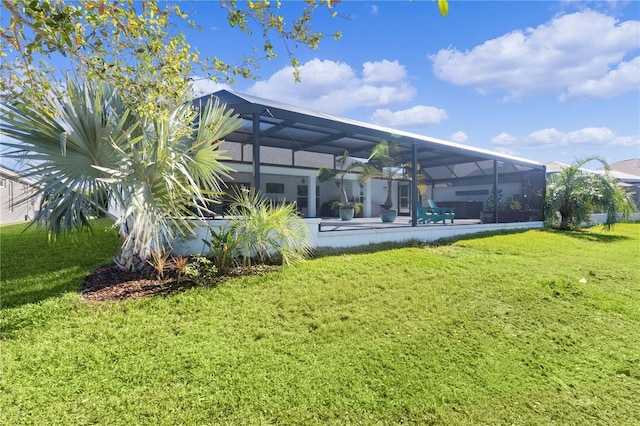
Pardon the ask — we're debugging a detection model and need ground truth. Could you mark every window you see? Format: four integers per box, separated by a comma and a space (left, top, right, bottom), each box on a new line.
266, 182, 285, 194
296, 185, 308, 208
455, 189, 489, 197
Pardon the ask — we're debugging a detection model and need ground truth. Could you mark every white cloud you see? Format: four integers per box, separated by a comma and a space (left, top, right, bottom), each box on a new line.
450, 131, 468, 143
611, 135, 640, 147
247, 58, 416, 114
370, 5, 379, 15
498, 127, 639, 149
430, 10, 640, 100
561, 56, 640, 100
492, 132, 517, 146
369, 105, 448, 127
527, 128, 566, 145
190, 77, 232, 98
362, 59, 406, 84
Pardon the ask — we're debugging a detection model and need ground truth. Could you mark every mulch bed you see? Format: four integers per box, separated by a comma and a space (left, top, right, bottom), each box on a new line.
81, 262, 280, 302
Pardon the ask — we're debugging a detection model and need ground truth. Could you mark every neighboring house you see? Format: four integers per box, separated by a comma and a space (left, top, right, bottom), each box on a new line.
543, 161, 571, 176
609, 158, 640, 177
195, 90, 546, 223
0, 166, 41, 225
607, 159, 640, 209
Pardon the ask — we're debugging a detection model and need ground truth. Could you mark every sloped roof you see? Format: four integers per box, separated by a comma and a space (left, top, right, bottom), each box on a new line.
543, 161, 570, 174
545, 160, 640, 183
603, 169, 640, 183
0, 165, 37, 186
194, 90, 544, 181
609, 158, 640, 177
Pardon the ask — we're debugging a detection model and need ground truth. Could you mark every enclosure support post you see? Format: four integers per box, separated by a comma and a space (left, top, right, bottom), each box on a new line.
308, 175, 317, 218
494, 159, 499, 223
252, 112, 261, 190
411, 143, 418, 227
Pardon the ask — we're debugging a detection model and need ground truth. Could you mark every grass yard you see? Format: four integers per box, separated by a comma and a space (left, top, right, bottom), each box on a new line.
1, 221, 639, 425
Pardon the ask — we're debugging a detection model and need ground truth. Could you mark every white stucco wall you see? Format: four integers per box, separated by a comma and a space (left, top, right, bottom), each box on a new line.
433, 182, 521, 207
588, 212, 640, 225
170, 218, 545, 256
0, 169, 40, 225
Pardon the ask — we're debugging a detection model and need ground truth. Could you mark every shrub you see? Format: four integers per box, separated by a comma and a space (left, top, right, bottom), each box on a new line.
226, 188, 311, 266
203, 227, 241, 272
181, 255, 218, 286
147, 250, 171, 281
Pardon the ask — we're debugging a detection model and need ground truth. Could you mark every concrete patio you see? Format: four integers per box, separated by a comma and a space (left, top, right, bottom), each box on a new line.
308, 217, 543, 249
318, 216, 477, 232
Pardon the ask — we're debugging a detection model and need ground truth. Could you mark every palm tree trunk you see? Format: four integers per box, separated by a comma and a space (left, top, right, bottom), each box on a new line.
114, 240, 148, 272
559, 203, 574, 230
340, 175, 349, 206
114, 220, 149, 272
383, 176, 393, 210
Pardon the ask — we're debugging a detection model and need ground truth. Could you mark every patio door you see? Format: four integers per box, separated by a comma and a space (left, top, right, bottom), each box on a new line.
398, 183, 411, 215
297, 184, 308, 216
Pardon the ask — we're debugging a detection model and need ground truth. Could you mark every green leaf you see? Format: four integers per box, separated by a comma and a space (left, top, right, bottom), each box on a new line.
438, 0, 449, 17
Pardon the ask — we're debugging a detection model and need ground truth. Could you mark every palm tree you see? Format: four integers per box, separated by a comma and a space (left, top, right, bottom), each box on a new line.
317, 150, 364, 212
360, 140, 406, 210
545, 156, 635, 230
226, 188, 311, 266
1, 75, 242, 271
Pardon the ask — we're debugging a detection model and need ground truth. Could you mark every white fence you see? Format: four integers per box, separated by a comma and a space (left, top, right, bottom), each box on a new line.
587, 212, 640, 225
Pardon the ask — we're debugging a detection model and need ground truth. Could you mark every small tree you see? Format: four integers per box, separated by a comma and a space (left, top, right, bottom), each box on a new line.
317, 150, 364, 211
545, 156, 635, 230
360, 140, 407, 210
2, 0, 449, 116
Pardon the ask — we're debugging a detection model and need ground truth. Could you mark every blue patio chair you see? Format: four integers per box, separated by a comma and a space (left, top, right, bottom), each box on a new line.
410, 200, 454, 224
427, 199, 455, 223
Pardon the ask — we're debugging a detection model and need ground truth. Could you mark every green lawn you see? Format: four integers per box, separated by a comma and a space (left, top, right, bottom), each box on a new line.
1, 221, 639, 425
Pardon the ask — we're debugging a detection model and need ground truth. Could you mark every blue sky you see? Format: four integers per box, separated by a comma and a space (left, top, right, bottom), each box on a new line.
1, 1, 638, 169
186, 0, 640, 166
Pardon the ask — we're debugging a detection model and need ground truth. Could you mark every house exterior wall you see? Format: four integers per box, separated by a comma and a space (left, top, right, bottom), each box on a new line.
171, 218, 545, 256
0, 168, 40, 225
433, 182, 522, 209
220, 162, 385, 218
367, 179, 398, 216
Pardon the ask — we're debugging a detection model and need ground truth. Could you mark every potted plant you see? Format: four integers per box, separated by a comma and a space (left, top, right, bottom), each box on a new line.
332, 199, 362, 221
360, 140, 406, 223
318, 150, 364, 221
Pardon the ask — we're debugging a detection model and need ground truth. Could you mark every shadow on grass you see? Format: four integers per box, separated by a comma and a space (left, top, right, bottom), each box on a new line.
1, 221, 119, 280
1, 220, 119, 310
310, 239, 425, 259
426, 228, 538, 246
1, 262, 114, 310
1, 280, 81, 311
425, 227, 633, 248
310, 228, 537, 258
543, 227, 632, 243
309, 224, 634, 259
